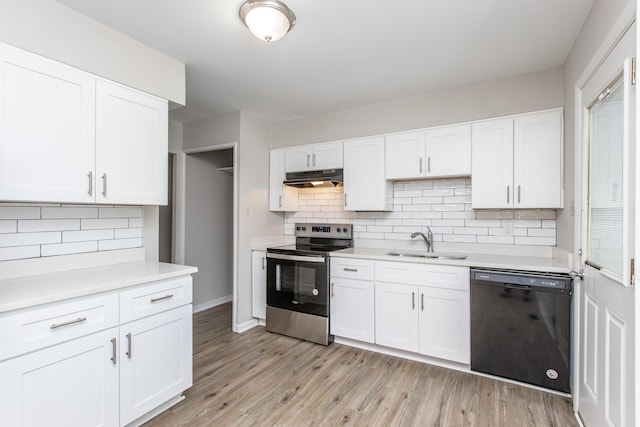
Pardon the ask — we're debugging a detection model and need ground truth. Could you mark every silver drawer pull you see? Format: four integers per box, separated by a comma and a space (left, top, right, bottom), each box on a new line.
343, 268, 358, 272
50, 317, 87, 330
150, 294, 174, 303
126, 333, 132, 359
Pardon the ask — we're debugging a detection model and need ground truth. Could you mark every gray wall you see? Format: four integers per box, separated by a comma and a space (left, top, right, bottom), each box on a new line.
0, 0, 185, 104
269, 68, 564, 147
558, 0, 633, 253
185, 150, 234, 307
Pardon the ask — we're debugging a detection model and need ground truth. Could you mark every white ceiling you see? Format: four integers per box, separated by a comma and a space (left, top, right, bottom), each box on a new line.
55, 0, 595, 123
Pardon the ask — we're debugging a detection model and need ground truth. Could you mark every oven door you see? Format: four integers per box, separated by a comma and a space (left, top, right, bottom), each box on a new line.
266, 252, 329, 317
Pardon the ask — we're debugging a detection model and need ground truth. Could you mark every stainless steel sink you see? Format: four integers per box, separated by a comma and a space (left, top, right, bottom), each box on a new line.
386, 251, 467, 260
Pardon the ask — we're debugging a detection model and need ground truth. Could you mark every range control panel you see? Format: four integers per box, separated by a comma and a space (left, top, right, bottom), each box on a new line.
295, 223, 352, 239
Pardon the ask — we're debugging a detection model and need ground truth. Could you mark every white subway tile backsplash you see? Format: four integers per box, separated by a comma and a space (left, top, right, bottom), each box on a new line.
18, 219, 80, 232
63, 229, 114, 243
99, 238, 142, 251
0, 206, 40, 220
0, 220, 17, 233
41, 241, 97, 257
284, 178, 558, 247
81, 218, 129, 230
0, 203, 145, 262
0, 245, 40, 261
0, 232, 60, 248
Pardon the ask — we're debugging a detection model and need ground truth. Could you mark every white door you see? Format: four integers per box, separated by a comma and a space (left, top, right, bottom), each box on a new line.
330, 277, 375, 343
0, 42, 96, 203
285, 145, 312, 172
577, 24, 635, 427
95, 79, 168, 205
252, 250, 267, 319
312, 141, 343, 169
0, 329, 119, 427
119, 305, 193, 426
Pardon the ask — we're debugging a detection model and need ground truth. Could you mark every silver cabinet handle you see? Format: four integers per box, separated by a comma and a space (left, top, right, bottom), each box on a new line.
279, 195, 283, 207
331, 283, 334, 297
312, 153, 316, 167
412, 292, 415, 309
111, 338, 117, 364
343, 267, 358, 272
101, 173, 107, 197
421, 293, 424, 311
419, 157, 423, 173
150, 294, 174, 303
126, 333, 132, 359
306, 154, 310, 167
427, 157, 431, 173
262, 256, 266, 270
517, 185, 521, 203
506, 185, 510, 204
87, 171, 93, 196
344, 194, 348, 207
50, 317, 87, 329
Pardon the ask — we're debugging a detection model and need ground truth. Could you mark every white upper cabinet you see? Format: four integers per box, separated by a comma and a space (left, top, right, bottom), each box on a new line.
343, 136, 393, 211
269, 148, 298, 211
385, 131, 426, 179
424, 124, 471, 177
0, 42, 96, 203
96, 80, 168, 205
385, 124, 471, 180
513, 110, 563, 208
285, 141, 343, 172
471, 109, 563, 209
0, 42, 169, 205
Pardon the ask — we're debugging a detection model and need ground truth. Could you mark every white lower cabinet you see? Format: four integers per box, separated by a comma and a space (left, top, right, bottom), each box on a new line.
252, 250, 267, 319
0, 275, 194, 427
119, 305, 193, 425
370, 261, 470, 363
330, 277, 375, 343
0, 328, 120, 427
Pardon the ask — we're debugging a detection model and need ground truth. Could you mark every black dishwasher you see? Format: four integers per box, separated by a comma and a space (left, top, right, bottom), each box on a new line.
470, 268, 572, 392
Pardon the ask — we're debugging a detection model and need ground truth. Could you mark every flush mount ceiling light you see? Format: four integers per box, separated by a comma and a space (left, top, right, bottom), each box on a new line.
239, 0, 296, 42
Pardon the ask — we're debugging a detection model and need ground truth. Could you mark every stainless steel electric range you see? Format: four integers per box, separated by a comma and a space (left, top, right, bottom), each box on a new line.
266, 223, 353, 345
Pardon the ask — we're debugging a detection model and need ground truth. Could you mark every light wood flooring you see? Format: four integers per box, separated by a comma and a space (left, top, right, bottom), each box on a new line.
144, 303, 577, 427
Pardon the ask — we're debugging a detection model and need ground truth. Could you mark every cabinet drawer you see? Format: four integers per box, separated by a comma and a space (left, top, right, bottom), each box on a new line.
0, 293, 118, 361
419, 265, 470, 291
331, 258, 374, 280
375, 261, 419, 284
120, 276, 192, 324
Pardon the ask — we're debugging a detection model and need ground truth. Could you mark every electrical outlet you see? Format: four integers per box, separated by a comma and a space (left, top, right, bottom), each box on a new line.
504, 221, 513, 235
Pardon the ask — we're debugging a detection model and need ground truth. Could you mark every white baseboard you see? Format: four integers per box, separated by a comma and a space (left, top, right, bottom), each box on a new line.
193, 295, 232, 313
234, 318, 259, 333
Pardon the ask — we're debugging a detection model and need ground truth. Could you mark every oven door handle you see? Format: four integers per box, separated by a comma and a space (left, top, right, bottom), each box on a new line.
267, 252, 326, 263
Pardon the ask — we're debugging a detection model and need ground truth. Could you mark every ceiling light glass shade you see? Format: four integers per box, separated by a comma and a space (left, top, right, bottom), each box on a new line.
239, 0, 296, 42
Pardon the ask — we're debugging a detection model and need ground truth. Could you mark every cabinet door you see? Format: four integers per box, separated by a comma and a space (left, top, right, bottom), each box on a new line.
343, 136, 393, 211
513, 109, 563, 208
312, 141, 343, 170
0, 42, 95, 203
330, 277, 375, 343
252, 250, 267, 319
418, 287, 470, 363
269, 148, 298, 211
425, 124, 471, 177
96, 80, 168, 205
285, 145, 312, 172
374, 282, 419, 352
0, 328, 119, 427
471, 118, 514, 208
119, 304, 193, 426
385, 130, 426, 179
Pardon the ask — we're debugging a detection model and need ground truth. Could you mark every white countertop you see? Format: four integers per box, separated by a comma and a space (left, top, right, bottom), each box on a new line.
0, 261, 198, 314
331, 247, 570, 274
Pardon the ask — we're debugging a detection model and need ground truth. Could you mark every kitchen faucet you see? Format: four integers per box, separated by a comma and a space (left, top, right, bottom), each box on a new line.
411, 228, 433, 252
